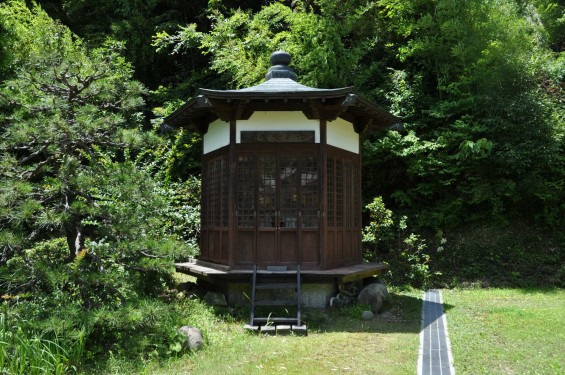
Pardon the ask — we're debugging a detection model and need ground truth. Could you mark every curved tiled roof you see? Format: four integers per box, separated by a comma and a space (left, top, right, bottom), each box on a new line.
164, 51, 399, 133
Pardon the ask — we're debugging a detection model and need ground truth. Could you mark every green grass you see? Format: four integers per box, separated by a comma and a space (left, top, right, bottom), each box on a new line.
0, 314, 84, 375
443, 288, 565, 374
12, 276, 562, 374
139, 288, 422, 375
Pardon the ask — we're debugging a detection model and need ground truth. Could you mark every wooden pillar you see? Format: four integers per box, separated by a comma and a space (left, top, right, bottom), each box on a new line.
357, 130, 363, 261
319, 119, 328, 269
199, 151, 207, 261
228, 120, 237, 267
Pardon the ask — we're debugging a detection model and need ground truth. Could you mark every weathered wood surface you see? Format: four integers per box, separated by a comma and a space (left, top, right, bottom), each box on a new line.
175, 259, 388, 282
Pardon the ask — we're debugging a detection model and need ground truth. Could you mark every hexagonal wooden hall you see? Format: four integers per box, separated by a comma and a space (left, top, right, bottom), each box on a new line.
166, 51, 397, 277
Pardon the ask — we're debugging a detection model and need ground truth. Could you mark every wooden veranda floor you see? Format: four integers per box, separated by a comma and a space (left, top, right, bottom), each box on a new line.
175, 259, 389, 284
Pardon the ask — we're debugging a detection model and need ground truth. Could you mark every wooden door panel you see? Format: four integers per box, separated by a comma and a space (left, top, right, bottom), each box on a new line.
279, 231, 298, 263
301, 231, 319, 264
257, 231, 276, 264
236, 230, 254, 264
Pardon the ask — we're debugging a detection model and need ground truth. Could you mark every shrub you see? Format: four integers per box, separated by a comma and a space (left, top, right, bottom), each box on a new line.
363, 197, 437, 288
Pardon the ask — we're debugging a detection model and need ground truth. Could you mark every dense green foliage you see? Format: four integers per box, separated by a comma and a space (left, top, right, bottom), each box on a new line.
0, 2, 199, 371
153, 0, 564, 287
0, 0, 564, 371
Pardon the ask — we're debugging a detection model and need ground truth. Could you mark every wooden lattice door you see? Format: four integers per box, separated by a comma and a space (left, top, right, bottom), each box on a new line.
235, 151, 319, 268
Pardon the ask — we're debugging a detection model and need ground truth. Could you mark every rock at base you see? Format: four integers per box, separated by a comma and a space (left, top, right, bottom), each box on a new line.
203, 291, 228, 306
178, 325, 204, 351
291, 325, 308, 336
362, 310, 374, 320
243, 324, 260, 333
357, 282, 389, 314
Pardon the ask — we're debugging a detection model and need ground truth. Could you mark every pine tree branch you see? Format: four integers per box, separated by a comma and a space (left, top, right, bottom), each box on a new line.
0, 92, 18, 106
17, 145, 48, 165
140, 250, 167, 259
19, 156, 54, 180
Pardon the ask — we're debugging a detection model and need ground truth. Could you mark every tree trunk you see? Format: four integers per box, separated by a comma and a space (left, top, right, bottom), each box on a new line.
66, 223, 83, 260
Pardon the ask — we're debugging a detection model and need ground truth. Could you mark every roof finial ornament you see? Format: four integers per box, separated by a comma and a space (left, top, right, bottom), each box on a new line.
265, 50, 297, 81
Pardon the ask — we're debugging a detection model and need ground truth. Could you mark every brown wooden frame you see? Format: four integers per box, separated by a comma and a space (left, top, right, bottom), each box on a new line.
199, 138, 362, 270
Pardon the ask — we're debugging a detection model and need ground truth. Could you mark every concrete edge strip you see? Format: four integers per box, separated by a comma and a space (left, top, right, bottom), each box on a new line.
418, 290, 456, 375
417, 290, 425, 375
438, 290, 456, 374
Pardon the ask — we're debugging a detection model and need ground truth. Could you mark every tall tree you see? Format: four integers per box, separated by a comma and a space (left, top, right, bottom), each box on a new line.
364, 0, 565, 227
152, 0, 386, 89
1, 0, 144, 256
37, 0, 210, 89
0, 1, 185, 302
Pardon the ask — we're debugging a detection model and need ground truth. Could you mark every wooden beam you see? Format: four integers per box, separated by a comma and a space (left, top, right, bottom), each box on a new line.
353, 118, 372, 134
195, 95, 212, 108
319, 119, 327, 269
208, 98, 234, 121
228, 120, 237, 268
320, 105, 347, 121
339, 263, 389, 284
194, 119, 209, 134
234, 99, 249, 120
303, 99, 321, 119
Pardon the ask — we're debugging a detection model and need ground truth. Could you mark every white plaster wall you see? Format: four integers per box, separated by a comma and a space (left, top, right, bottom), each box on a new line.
203, 119, 230, 154
327, 118, 359, 154
236, 111, 320, 143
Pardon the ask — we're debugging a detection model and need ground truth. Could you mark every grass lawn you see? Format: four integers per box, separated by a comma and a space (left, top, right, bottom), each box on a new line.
443, 288, 565, 375
139, 288, 422, 375
96, 286, 564, 374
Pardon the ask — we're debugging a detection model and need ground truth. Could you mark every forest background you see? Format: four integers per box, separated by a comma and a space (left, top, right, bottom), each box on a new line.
0, 0, 563, 372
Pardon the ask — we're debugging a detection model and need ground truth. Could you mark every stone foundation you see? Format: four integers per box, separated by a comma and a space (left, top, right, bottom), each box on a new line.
219, 282, 337, 308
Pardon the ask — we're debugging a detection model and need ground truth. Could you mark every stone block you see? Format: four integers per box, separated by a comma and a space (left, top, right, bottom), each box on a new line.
291, 325, 308, 336
276, 325, 292, 335
260, 325, 276, 335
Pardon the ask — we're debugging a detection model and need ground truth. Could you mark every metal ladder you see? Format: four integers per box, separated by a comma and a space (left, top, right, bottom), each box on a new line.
244, 264, 307, 335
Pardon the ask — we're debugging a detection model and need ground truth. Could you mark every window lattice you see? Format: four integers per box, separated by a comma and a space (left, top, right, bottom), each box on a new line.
327, 157, 335, 227
327, 156, 359, 228
241, 131, 315, 143
237, 156, 255, 228
258, 156, 276, 227
335, 159, 344, 227
280, 156, 299, 228
221, 158, 229, 226
344, 160, 353, 228
204, 156, 228, 227
353, 162, 360, 227
300, 155, 318, 228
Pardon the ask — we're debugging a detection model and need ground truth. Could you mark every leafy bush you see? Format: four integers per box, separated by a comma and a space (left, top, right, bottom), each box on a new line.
363, 197, 438, 288
0, 293, 227, 373
0, 3, 202, 371
363, 196, 564, 288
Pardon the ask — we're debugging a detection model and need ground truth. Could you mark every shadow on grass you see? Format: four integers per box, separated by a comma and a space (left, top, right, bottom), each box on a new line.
203, 293, 427, 334
305, 292, 429, 334
512, 286, 564, 294
182, 278, 459, 335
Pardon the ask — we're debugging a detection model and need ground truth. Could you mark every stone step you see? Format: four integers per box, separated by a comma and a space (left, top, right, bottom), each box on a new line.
254, 299, 297, 306
255, 283, 297, 290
